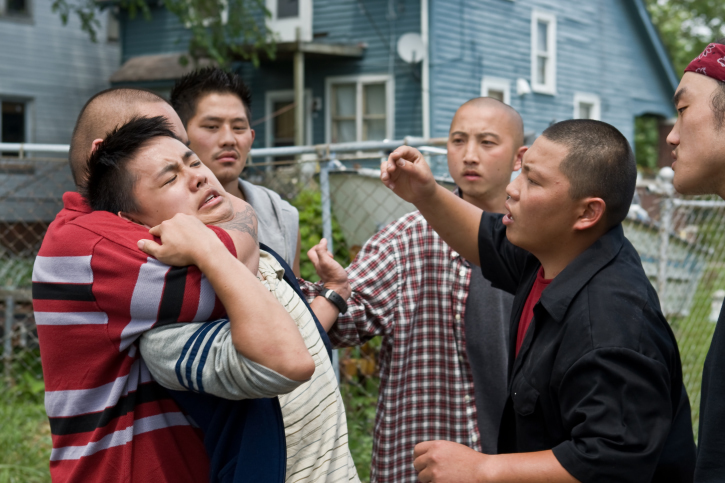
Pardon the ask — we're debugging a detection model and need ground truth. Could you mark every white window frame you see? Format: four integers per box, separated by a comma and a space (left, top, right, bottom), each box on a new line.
325, 74, 394, 143
266, 0, 312, 42
573, 92, 601, 120
530, 10, 557, 95
481, 76, 511, 105
264, 89, 312, 148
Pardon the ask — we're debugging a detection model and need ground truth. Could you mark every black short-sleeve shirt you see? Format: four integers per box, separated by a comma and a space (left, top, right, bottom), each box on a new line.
477, 213, 696, 483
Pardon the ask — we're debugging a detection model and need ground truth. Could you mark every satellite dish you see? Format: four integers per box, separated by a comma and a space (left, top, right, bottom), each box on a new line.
397, 33, 426, 64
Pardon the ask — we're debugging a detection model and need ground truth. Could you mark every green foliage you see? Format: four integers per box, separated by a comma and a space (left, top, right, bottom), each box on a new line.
340, 375, 379, 482
51, 0, 276, 68
290, 188, 350, 282
645, 0, 725, 75
634, 115, 660, 171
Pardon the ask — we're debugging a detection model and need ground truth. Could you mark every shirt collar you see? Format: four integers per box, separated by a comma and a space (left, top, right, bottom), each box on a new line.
62, 191, 91, 213
259, 250, 286, 280
538, 224, 625, 322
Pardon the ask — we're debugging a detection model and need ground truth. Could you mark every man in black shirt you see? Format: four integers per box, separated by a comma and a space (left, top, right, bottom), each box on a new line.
381, 119, 696, 483
666, 40, 725, 482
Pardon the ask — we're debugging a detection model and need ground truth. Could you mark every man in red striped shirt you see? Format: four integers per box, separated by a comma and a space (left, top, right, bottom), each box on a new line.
34, 89, 317, 482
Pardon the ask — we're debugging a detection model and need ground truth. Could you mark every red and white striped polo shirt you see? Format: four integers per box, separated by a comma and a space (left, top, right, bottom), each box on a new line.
33, 192, 230, 482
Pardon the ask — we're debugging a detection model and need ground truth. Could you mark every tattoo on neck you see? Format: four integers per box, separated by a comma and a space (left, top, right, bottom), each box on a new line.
220, 204, 259, 245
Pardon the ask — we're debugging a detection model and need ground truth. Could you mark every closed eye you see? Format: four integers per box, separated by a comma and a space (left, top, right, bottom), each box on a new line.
163, 175, 177, 186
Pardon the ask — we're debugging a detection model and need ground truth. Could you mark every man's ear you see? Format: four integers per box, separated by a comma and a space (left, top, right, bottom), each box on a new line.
118, 212, 143, 225
250, 128, 256, 143
573, 197, 606, 231
513, 146, 527, 172
90, 138, 104, 156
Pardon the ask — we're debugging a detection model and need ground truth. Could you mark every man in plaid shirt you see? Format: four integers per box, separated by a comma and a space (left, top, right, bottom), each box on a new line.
303, 97, 527, 482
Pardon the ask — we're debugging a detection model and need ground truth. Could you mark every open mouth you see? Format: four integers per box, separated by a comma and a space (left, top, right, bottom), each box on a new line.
502, 209, 514, 225
200, 191, 222, 209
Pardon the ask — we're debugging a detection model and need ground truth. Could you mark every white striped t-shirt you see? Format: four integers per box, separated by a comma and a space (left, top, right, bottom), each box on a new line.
258, 253, 360, 483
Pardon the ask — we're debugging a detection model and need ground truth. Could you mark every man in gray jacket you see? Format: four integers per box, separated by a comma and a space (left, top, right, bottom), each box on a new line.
170, 67, 302, 274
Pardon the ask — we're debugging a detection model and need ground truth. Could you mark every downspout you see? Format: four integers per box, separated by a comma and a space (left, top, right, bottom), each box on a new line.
421, 0, 430, 138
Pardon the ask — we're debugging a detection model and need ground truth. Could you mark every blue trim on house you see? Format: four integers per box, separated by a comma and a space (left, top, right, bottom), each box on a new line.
631, 0, 679, 92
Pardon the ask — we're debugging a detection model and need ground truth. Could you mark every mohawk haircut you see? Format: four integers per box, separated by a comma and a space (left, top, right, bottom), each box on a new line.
69, 87, 168, 187
170, 67, 252, 126
81, 116, 178, 215
542, 119, 636, 229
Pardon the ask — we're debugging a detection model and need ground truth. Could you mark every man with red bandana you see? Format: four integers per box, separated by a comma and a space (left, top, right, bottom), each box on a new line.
667, 39, 725, 483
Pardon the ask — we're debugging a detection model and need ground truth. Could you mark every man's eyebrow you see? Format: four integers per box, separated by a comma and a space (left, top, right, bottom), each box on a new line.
183, 150, 194, 161
476, 132, 501, 141
155, 162, 180, 179
201, 115, 249, 123
673, 87, 687, 106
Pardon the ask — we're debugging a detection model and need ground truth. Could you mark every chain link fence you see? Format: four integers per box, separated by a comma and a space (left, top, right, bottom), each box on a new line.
0, 144, 722, 481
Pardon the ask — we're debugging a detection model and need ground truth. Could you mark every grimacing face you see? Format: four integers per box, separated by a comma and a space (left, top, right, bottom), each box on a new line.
186, 93, 255, 188
667, 72, 725, 196
447, 104, 521, 204
123, 136, 236, 228
503, 137, 581, 257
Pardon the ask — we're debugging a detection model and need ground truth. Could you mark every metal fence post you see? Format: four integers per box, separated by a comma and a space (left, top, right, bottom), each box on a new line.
4, 293, 14, 380
319, 151, 340, 381
658, 193, 673, 300
320, 152, 334, 253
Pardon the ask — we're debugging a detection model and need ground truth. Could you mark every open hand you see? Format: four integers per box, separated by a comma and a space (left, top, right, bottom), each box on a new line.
380, 146, 437, 205
138, 213, 225, 267
307, 238, 351, 300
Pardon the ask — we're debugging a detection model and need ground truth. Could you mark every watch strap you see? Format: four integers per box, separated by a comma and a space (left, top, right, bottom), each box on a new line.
321, 288, 348, 314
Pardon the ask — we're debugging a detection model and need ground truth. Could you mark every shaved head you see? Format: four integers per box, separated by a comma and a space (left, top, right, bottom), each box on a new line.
69, 88, 186, 188
452, 97, 525, 148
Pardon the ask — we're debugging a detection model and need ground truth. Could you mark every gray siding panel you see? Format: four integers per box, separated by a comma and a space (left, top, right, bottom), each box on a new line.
429, 0, 675, 146
0, 0, 120, 145
121, 7, 191, 63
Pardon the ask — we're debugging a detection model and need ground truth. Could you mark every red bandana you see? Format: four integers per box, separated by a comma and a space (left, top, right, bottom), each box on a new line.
684, 43, 725, 82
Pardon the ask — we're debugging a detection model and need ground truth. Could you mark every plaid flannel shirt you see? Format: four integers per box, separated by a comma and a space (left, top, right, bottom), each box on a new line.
301, 211, 482, 483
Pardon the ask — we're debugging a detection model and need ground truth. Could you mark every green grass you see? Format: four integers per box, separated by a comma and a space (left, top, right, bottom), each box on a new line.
671, 263, 725, 438
0, 373, 51, 483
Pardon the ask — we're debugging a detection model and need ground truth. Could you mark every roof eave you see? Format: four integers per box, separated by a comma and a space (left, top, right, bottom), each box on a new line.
631, 0, 680, 93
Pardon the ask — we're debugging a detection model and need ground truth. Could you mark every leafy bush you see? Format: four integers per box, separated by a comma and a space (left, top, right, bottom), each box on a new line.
291, 188, 350, 281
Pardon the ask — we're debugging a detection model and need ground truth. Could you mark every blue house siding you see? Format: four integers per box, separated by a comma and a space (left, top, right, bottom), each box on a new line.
0, 0, 119, 145
246, 0, 424, 146
429, 0, 675, 147
119, 0, 675, 153
120, 7, 191, 64
122, 0, 423, 146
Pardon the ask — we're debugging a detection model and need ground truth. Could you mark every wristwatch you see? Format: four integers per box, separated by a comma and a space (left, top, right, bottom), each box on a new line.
320, 287, 348, 314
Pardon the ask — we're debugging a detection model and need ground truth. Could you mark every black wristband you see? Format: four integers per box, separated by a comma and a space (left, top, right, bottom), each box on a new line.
320, 288, 348, 314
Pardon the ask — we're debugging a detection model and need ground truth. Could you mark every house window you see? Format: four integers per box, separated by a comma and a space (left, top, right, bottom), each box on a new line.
573, 93, 601, 120
531, 10, 556, 95
107, 8, 120, 42
1, 100, 29, 157
326, 75, 393, 143
2, 102, 26, 143
1, 0, 30, 16
481, 76, 511, 105
266, 0, 311, 41
277, 0, 298, 19
264, 89, 312, 155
